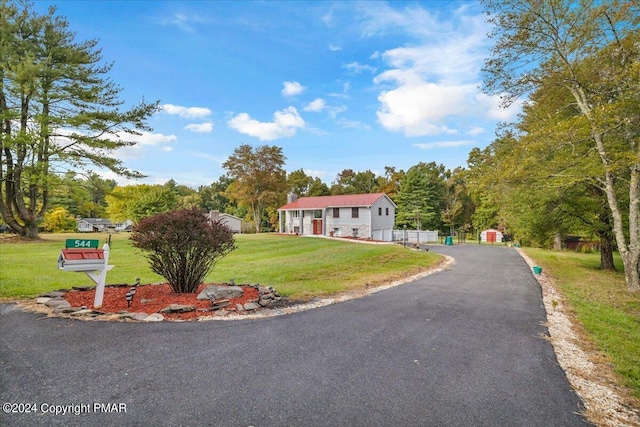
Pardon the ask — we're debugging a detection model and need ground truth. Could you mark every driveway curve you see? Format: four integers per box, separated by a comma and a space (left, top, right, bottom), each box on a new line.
0, 244, 588, 426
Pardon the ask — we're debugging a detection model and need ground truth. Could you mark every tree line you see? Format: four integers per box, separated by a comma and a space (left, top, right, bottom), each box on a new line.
33, 143, 475, 238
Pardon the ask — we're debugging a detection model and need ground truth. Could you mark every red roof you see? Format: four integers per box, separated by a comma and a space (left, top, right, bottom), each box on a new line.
61, 249, 104, 260
279, 193, 393, 210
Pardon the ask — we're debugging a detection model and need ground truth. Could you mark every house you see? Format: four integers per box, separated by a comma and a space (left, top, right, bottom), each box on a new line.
278, 193, 396, 241
206, 211, 243, 233
77, 218, 133, 233
480, 228, 504, 243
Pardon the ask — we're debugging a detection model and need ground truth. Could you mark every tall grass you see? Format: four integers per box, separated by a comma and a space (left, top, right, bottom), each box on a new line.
523, 248, 640, 400
0, 233, 441, 300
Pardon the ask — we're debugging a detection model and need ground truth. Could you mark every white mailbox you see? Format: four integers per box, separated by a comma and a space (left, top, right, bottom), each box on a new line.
56, 240, 113, 309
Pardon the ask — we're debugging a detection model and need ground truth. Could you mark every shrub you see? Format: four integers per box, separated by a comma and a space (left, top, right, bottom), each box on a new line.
43, 207, 77, 233
130, 208, 236, 293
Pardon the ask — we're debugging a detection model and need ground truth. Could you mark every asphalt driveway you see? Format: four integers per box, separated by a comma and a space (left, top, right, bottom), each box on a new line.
0, 244, 589, 426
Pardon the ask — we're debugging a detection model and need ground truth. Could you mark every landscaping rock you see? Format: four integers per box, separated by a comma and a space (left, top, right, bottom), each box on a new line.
133, 313, 150, 321
44, 297, 71, 309
159, 304, 195, 314
142, 313, 165, 322
210, 299, 230, 310
243, 302, 260, 311
72, 285, 95, 291
36, 297, 51, 305
197, 285, 243, 300
39, 291, 65, 298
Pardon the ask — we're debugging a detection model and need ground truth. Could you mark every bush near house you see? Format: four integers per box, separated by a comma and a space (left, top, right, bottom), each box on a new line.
130, 208, 236, 293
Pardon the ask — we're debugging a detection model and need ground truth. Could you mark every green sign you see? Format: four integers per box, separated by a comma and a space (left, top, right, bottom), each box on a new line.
65, 239, 100, 249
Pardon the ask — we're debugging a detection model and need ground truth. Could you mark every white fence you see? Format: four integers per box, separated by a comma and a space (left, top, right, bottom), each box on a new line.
393, 230, 439, 244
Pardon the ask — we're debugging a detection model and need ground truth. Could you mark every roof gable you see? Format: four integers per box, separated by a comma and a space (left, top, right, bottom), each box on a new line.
279, 193, 395, 210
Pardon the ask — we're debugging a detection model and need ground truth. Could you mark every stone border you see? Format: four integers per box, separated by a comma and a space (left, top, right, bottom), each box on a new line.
17, 255, 455, 323
517, 248, 640, 427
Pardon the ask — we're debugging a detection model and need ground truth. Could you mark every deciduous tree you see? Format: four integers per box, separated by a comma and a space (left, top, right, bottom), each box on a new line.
222, 144, 286, 233
482, 0, 639, 290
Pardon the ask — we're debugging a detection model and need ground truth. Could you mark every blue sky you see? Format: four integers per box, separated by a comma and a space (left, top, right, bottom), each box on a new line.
34, 1, 522, 188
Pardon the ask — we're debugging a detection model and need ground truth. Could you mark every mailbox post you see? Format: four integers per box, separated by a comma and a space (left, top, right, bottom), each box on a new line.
57, 240, 113, 309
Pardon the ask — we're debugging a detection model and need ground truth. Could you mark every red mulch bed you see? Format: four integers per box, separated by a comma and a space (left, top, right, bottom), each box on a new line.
64, 283, 260, 321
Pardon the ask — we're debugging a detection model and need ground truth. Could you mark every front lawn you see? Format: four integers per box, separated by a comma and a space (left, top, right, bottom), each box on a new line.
0, 233, 442, 300
523, 248, 640, 400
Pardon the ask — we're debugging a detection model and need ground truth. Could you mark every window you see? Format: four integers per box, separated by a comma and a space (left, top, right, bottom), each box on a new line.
292, 211, 299, 218
386, 208, 390, 216
351, 207, 359, 218
333, 208, 340, 218
378, 207, 382, 216
314, 210, 322, 219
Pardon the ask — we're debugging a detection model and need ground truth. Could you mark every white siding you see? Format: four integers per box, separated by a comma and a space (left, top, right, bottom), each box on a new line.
370, 197, 396, 241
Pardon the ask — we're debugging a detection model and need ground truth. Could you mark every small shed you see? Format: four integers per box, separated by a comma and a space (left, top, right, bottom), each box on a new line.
480, 228, 504, 243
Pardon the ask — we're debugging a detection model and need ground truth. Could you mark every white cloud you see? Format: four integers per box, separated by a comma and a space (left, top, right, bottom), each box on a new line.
162, 104, 212, 119
305, 169, 328, 179
227, 106, 305, 141
364, 4, 517, 137
375, 72, 472, 136
163, 146, 174, 152
328, 44, 342, 51
344, 62, 377, 74
304, 98, 326, 112
468, 126, 485, 136
413, 140, 474, 150
115, 131, 177, 159
281, 81, 305, 97
337, 118, 371, 130
184, 122, 214, 133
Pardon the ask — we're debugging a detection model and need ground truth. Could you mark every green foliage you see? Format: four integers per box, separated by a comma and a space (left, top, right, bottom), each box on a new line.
0, 0, 159, 239
481, 0, 640, 290
42, 207, 76, 232
130, 208, 236, 293
395, 162, 448, 230
106, 184, 178, 223
223, 144, 287, 232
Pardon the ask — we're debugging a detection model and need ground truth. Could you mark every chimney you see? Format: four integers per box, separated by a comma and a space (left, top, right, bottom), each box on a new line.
287, 192, 298, 203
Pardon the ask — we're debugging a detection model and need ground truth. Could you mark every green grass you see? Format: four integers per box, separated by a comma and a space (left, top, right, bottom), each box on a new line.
523, 248, 640, 400
0, 233, 442, 300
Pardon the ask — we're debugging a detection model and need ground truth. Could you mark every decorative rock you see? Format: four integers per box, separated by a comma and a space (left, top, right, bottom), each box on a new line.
197, 285, 243, 300
38, 291, 65, 298
142, 313, 165, 322
72, 285, 95, 291
140, 298, 155, 304
258, 298, 273, 307
235, 304, 245, 311
132, 313, 150, 321
36, 297, 51, 304
243, 302, 260, 311
159, 304, 195, 314
211, 299, 230, 309
44, 298, 71, 309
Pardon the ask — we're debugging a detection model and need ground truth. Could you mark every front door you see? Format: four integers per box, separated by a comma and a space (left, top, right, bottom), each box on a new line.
487, 231, 496, 243
313, 219, 322, 235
